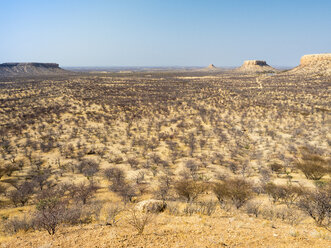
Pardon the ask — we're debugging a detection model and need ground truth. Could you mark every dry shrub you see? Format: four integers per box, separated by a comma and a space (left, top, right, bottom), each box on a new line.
104, 167, 126, 192
259, 204, 305, 225
245, 200, 262, 217
274, 206, 305, 226
264, 182, 304, 205
174, 179, 207, 202
0, 183, 7, 195
77, 159, 100, 179
167, 202, 181, 216
269, 162, 284, 175
213, 178, 253, 209
297, 185, 331, 227
4, 215, 34, 234
69, 182, 99, 204
183, 201, 217, 216
127, 209, 155, 234
34, 197, 68, 235
106, 204, 124, 226
295, 151, 329, 180
9, 181, 35, 207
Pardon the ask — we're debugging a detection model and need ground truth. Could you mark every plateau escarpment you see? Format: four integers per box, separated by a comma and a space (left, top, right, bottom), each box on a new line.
288, 53, 331, 76
0, 62, 69, 76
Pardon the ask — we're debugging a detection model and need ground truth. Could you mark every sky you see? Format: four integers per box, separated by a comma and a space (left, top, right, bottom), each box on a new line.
0, 0, 330, 67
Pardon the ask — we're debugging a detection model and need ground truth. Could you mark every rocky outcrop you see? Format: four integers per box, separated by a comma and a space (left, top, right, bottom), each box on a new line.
235, 60, 277, 73
0, 62, 69, 76
288, 53, 331, 76
135, 199, 167, 213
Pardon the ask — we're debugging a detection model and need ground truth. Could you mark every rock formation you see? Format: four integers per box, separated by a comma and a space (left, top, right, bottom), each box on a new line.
288, 53, 331, 76
0, 62, 69, 76
235, 60, 277, 73
135, 199, 167, 213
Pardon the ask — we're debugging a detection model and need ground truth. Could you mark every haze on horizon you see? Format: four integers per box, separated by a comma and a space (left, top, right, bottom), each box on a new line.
0, 0, 330, 67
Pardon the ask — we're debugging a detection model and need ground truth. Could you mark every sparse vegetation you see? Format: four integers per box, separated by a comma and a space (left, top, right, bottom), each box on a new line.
0, 70, 330, 247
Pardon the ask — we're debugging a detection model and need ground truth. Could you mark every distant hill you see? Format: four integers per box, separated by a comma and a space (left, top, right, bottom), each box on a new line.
0, 63, 69, 77
234, 60, 277, 73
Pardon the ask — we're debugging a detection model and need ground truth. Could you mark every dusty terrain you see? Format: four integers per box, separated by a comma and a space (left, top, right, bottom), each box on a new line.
0, 64, 330, 247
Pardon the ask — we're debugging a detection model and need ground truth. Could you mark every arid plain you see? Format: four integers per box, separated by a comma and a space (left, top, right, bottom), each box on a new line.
0, 54, 330, 247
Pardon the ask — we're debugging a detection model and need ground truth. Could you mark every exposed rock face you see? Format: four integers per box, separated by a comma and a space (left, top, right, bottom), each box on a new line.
242, 60, 267, 66
288, 53, 331, 76
135, 199, 167, 213
235, 60, 277, 73
0, 62, 68, 76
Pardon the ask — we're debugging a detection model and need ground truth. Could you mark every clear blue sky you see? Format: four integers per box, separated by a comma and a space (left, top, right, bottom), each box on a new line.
0, 0, 330, 67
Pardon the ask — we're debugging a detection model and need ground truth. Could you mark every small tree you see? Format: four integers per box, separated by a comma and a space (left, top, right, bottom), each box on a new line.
117, 183, 137, 203
30, 168, 52, 190
174, 179, 206, 202
69, 182, 99, 204
104, 167, 126, 192
34, 197, 67, 235
213, 178, 253, 209
9, 181, 35, 206
77, 159, 100, 179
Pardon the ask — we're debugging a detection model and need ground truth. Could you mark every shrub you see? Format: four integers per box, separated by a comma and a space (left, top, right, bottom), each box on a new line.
34, 197, 68, 235
127, 210, 154, 234
9, 181, 35, 206
30, 168, 52, 190
69, 182, 99, 204
297, 186, 331, 227
77, 159, 100, 179
295, 153, 329, 180
4, 215, 34, 234
197, 200, 217, 216
106, 204, 123, 226
213, 178, 253, 209
154, 175, 172, 201
269, 163, 284, 175
264, 183, 304, 205
274, 206, 305, 226
185, 160, 200, 180
104, 167, 126, 192
117, 183, 137, 203
127, 158, 139, 169
0, 183, 7, 195
245, 200, 262, 217
174, 179, 207, 202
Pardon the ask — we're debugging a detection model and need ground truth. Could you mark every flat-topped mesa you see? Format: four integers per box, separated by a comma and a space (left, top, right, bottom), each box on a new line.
235, 60, 277, 73
288, 53, 331, 76
242, 60, 267, 66
299, 54, 331, 66
0, 62, 60, 68
0, 62, 68, 77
